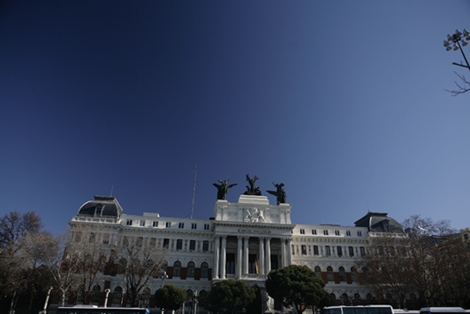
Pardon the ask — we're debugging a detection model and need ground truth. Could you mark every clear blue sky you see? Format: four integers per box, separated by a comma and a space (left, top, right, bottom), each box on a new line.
2, 1, 470, 235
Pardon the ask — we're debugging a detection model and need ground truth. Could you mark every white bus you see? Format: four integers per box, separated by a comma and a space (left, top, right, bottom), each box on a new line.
56, 306, 150, 314
322, 305, 394, 314
420, 308, 467, 314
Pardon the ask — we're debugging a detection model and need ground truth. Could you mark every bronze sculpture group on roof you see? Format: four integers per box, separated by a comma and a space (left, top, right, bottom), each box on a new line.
213, 174, 287, 204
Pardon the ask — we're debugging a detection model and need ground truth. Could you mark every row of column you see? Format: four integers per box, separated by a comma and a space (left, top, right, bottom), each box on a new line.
213, 235, 293, 279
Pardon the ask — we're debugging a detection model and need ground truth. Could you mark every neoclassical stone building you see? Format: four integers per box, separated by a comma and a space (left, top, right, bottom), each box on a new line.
68, 192, 405, 309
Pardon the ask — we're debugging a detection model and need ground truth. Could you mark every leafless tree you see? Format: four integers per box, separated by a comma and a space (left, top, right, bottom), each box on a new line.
42, 224, 109, 306
357, 215, 470, 308
113, 236, 166, 307
0, 211, 44, 313
446, 72, 470, 96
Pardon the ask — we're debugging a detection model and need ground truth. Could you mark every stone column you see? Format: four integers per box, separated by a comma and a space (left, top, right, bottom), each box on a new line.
287, 238, 292, 265
237, 236, 243, 278
243, 236, 249, 275
221, 235, 227, 279
259, 237, 265, 275
214, 236, 220, 279
265, 237, 271, 274
280, 238, 286, 268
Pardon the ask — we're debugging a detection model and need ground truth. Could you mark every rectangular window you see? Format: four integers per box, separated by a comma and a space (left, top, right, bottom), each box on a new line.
346, 230, 351, 236
357, 231, 362, 236
191, 223, 197, 230
226, 253, 235, 274
301, 245, 307, 255
89, 233, 95, 243
248, 254, 257, 274
150, 238, 156, 247
163, 238, 169, 248
323, 230, 329, 235
325, 246, 331, 256
102, 233, 110, 244
204, 224, 210, 230
189, 240, 196, 250
202, 240, 209, 251
140, 220, 145, 226
335, 230, 340, 236
271, 254, 278, 270
153, 221, 159, 227
176, 239, 183, 250
312, 229, 317, 235
360, 247, 366, 256
136, 237, 143, 247
349, 246, 354, 256
313, 245, 319, 255
337, 246, 342, 256
300, 229, 305, 234
126, 220, 132, 226
178, 222, 184, 229
166, 222, 171, 228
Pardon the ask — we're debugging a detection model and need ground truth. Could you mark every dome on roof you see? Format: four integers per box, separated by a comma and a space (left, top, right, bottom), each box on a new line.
354, 212, 403, 233
77, 196, 123, 218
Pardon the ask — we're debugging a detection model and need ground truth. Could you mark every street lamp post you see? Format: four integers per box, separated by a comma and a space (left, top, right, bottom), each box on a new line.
444, 29, 470, 70
160, 270, 168, 288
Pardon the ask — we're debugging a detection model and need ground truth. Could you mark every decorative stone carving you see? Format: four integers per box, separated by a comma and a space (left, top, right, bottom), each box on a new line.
244, 207, 267, 223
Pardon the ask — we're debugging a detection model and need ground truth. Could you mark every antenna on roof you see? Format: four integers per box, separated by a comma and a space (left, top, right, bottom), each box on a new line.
190, 165, 197, 219
110, 185, 114, 197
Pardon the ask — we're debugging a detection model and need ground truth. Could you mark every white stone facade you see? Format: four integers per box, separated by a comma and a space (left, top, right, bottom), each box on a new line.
68, 194, 402, 306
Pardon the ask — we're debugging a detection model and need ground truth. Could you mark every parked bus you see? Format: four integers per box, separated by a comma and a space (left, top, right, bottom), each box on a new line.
322, 305, 394, 314
57, 305, 150, 314
420, 308, 467, 314
394, 310, 419, 314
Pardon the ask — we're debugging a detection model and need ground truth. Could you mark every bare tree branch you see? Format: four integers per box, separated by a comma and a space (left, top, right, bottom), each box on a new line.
445, 72, 470, 96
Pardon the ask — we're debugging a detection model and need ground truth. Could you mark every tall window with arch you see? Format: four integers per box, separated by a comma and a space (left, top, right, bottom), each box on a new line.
173, 261, 181, 277
326, 266, 334, 282
187, 261, 195, 278
338, 266, 345, 281
314, 266, 321, 277
200, 262, 209, 279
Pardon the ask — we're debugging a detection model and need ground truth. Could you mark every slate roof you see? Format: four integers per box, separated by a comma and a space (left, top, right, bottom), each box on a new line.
77, 195, 123, 218
354, 212, 403, 233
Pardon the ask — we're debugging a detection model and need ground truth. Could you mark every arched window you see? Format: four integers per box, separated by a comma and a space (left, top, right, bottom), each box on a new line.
91, 284, 101, 303
201, 262, 209, 278
173, 261, 181, 277
142, 288, 151, 307
351, 267, 357, 282
186, 289, 193, 302
341, 293, 349, 305
199, 290, 208, 308
75, 231, 82, 242
112, 286, 123, 306
327, 266, 334, 281
187, 261, 195, 278
314, 266, 321, 277
339, 266, 345, 281
329, 293, 336, 303
353, 293, 361, 305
